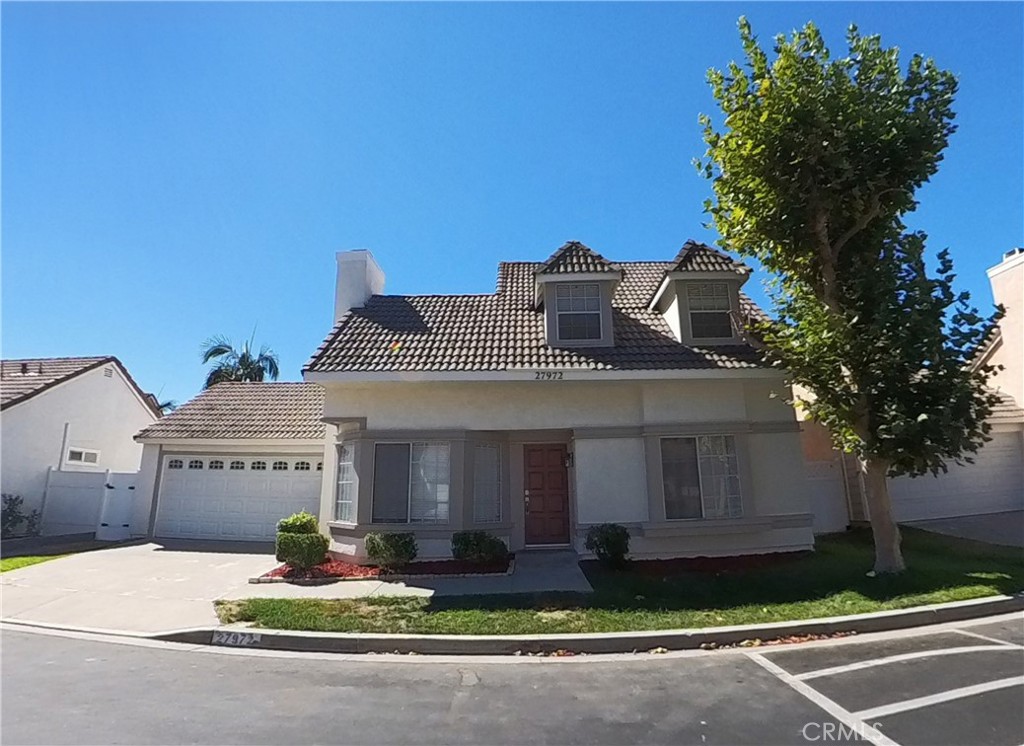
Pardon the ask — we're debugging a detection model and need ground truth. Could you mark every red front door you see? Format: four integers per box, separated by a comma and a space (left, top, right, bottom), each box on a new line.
524, 444, 570, 545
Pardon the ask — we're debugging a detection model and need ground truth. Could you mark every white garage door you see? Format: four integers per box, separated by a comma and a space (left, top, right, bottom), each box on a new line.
155, 455, 323, 540
890, 431, 1024, 522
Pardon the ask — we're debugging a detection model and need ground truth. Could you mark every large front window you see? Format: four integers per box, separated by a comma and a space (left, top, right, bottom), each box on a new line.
335, 443, 356, 522
372, 442, 450, 524
687, 283, 733, 339
556, 283, 602, 340
661, 435, 742, 519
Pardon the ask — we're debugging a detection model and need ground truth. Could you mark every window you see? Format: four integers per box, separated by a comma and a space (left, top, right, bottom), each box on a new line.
295, 461, 311, 472
556, 283, 602, 341
188, 459, 204, 470
372, 442, 450, 524
335, 444, 356, 522
272, 461, 289, 471
209, 460, 224, 470
661, 435, 742, 520
67, 448, 100, 464
473, 444, 501, 523
687, 283, 733, 339
316, 462, 323, 471
251, 460, 266, 471
230, 460, 245, 470
168, 459, 184, 470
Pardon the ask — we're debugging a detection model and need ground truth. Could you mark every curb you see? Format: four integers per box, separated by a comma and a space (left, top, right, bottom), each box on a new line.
148, 593, 1024, 656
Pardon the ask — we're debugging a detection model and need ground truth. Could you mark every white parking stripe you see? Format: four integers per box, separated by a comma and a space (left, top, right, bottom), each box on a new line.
794, 646, 1017, 680
853, 677, 1024, 721
952, 628, 1023, 648
746, 653, 900, 746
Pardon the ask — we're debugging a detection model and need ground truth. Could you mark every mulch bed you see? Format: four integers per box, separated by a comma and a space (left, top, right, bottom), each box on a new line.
580, 550, 810, 576
258, 555, 513, 583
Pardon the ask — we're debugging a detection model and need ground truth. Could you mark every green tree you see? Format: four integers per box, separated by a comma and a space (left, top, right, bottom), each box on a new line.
698, 18, 1001, 573
200, 333, 280, 389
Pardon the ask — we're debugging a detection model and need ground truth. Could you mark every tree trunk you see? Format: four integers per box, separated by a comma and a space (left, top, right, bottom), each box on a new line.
862, 455, 906, 573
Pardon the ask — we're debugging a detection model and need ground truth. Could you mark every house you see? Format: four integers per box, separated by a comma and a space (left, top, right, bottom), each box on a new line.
801, 248, 1024, 527
1, 356, 162, 535
134, 241, 815, 559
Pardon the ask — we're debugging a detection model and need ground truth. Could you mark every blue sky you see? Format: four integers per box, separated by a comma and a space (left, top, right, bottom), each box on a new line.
3, 2, 1021, 405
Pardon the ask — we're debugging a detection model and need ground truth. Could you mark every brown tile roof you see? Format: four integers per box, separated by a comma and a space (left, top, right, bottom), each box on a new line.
536, 241, 620, 275
306, 260, 767, 374
135, 382, 325, 441
1, 356, 160, 416
670, 240, 751, 275
989, 390, 1024, 421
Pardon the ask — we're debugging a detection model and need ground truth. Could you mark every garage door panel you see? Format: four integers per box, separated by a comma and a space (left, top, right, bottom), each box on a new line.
890, 432, 1024, 521
155, 455, 322, 540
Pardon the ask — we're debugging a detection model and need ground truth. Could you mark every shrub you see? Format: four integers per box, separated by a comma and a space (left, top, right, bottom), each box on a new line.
277, 511, 319, 535
365, 532, 418, 571
451, 531, 509, 564
275, 532, 329, 570
1, 494, 26, 539
585, 523, 631, 568
24, 509, 41, 538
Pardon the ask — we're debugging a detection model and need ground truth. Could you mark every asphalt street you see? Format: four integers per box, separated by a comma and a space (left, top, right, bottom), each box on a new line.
1, 614, 1022, 746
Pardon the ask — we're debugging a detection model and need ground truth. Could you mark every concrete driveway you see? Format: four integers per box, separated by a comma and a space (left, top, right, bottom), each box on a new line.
0, 541, 286, 633
908, 510, 1024, 548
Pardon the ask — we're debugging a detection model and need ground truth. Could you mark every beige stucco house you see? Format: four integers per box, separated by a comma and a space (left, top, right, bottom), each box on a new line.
135, 241, 816, 559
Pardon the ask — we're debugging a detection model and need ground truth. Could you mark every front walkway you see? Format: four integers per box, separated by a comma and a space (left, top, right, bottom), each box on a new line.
1, 543, 591, 634
908, 510, 1024, 548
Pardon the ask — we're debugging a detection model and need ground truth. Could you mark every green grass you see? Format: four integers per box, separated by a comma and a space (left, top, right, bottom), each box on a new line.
0, 554, 66, 573
216, 528, 1023, 635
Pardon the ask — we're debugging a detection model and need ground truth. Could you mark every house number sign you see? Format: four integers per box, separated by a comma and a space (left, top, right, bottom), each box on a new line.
211, 630, 262, 647
533, 371, 565, 380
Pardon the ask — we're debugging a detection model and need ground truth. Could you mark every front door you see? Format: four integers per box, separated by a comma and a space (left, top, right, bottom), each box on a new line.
524, 444, 570, 545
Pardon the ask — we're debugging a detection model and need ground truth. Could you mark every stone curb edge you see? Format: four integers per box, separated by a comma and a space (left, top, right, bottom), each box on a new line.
142, 592, 1024, 656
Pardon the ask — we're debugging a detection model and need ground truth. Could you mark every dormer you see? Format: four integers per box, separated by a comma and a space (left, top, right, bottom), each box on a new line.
535, 241, 622, 348
649, 240, 752, 345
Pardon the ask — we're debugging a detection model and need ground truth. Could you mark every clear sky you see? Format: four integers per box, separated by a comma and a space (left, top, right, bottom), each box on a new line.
3, 2, 1021, 405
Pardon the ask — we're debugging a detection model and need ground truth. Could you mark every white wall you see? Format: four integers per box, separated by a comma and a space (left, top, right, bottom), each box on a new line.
574, 437, 649, 524
1, 365, 158, 519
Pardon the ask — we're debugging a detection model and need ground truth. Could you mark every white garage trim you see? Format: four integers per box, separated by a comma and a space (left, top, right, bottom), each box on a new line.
154, 453, 323, 541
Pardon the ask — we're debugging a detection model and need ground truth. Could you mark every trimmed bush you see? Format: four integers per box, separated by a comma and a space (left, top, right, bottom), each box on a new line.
277, 511, 319, 535
365, 532, 418, 571
451, 531, 509, 564
585, 523, 631, 568
275, 532, 329, 570
1, 494, 26, 539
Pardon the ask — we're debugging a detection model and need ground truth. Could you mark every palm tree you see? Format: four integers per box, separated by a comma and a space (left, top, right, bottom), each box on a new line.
200, 332, 280, 389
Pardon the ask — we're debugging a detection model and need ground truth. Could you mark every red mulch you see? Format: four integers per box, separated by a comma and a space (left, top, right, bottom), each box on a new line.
263, 555, 512, 581
581, 550, 810, 576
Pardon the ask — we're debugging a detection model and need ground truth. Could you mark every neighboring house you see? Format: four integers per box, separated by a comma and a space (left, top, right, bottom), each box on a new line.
801, 248, 1024, 527
1, 356, 161, 535
135, 241, 815, 559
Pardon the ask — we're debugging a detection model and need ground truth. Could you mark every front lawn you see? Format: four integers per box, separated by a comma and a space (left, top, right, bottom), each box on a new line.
0, 555, 66, 573
216, 528, 1023, 635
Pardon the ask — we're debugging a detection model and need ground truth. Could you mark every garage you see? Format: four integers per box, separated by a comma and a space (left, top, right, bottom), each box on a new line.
889, 431, 1024, 522
155, 454, 323, 540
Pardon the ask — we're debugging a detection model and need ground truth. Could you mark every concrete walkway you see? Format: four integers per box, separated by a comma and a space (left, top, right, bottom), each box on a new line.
1, 543, 591, 634
908, 510, 1024, 548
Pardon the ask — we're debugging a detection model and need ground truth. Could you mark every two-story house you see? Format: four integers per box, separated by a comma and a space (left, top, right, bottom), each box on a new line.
134, 241, 814, 559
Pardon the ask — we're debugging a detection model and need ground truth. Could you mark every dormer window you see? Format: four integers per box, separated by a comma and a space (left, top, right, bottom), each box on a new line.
556, 283, 602, 341
687, 283, 733, 339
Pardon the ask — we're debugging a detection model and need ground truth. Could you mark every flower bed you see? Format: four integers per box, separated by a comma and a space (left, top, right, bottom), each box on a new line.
252, 554, 514, 584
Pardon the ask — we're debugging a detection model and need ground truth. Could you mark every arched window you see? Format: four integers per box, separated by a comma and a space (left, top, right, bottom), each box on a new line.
168, 459, 183, 470
272, 461, 289, 471
230, 460, 245, 470
209, 460, 224, 470
294, 461, 311, 471
251, 461, 266, 471
188, 459, 204, 470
